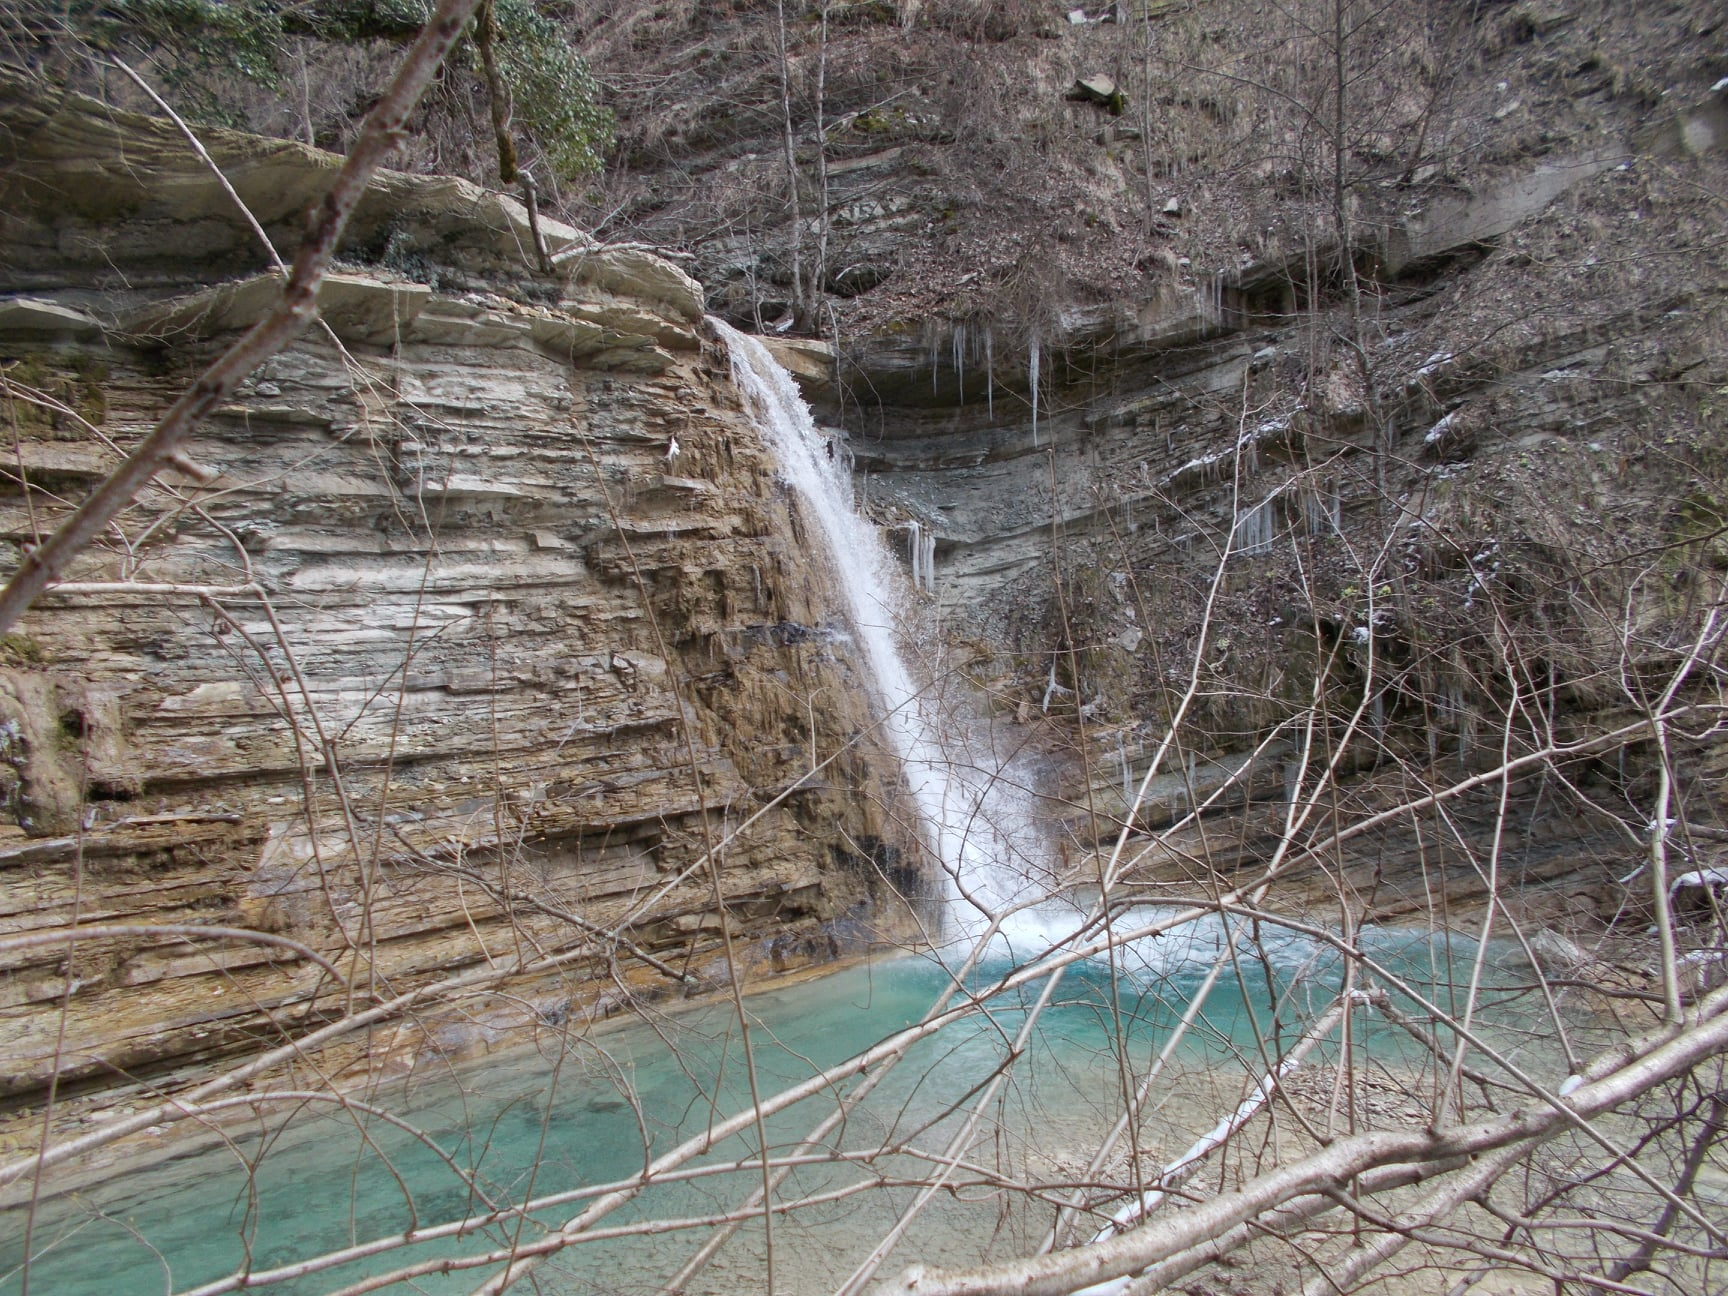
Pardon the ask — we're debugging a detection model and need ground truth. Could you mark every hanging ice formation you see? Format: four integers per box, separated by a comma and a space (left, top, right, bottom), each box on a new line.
1028, 332, 1041, 448
984, 327, 995, 420
1117, 730, 1133, 805
1235, 494, 1275, 555
905, 520, 937, 595
1301, 480, 1343, 536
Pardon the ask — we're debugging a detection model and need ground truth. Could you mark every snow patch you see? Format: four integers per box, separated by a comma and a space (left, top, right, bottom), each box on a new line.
1670, 868, 1728, 896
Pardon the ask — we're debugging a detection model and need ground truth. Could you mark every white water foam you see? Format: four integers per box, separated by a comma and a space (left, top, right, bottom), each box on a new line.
717, 321, 1051, 949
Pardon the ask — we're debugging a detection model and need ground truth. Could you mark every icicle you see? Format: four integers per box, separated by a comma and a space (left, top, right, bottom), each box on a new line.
1305, 485, 1334, 537
902, 520, 937, 594
1118, 731, 1132, 805
1237, 496, 1273, 555
985, 327, 995, 420
1449, 683, 1471, 764
953, 323, 965, 405
1029, 332, 1041, 448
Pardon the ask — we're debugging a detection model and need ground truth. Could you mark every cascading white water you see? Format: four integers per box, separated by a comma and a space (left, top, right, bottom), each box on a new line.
716, 320, 1047, 945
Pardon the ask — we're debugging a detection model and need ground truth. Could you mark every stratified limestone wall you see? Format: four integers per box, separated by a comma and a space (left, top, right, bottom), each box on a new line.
0, 76, 923, 1101
814, 85, 1728, 927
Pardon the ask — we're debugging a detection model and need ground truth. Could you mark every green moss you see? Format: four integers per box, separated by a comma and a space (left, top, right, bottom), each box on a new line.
28, 0, 613, 179
3, 355, 108, 438
75, 0, 287, 91
0, 636, 49, 668
486, 0, 614, 179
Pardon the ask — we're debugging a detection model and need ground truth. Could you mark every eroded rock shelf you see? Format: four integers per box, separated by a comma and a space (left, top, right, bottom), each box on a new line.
0, 76, 923, 1102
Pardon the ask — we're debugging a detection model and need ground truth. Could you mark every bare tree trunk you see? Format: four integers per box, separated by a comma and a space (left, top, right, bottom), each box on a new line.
474, 0, 517, 184
813, 0, 832, 310
774, 0, 808, 324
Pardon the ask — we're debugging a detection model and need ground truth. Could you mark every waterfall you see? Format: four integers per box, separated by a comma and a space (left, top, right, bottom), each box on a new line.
716, 320, 1043, 943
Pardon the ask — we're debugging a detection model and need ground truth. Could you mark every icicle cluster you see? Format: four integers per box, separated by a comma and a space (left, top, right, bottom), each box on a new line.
1235, 496, 1275, 555
905, 520, 937, 595
984, 327, 995, 419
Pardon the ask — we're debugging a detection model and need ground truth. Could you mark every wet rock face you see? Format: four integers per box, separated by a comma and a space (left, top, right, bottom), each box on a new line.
0, 80, 922, 1101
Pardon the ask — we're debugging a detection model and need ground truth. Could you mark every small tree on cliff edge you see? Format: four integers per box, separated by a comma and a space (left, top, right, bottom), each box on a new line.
0, 0, 613, 189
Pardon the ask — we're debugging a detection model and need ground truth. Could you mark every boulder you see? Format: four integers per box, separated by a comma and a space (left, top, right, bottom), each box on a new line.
1068, 75, 1126, 116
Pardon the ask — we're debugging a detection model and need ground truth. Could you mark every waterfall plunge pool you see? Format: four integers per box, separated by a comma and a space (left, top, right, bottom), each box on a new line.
6, 331, 1564, 1295
1, 915, 1548, 1296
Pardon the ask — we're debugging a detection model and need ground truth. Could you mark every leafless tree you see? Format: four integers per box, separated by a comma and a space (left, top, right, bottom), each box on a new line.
6, 7, 1728, 1296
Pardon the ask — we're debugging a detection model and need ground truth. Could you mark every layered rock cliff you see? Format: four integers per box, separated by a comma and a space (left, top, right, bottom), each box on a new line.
0, 75, 923, 1104
579, 0, 1728, 924
6, 0, 1728, 1108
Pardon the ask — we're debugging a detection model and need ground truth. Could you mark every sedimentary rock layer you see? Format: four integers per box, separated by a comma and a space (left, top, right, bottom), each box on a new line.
0, 78, 922, 1101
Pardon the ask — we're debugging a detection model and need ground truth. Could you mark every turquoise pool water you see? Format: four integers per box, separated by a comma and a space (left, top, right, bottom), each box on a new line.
0, 919, 1534, 1296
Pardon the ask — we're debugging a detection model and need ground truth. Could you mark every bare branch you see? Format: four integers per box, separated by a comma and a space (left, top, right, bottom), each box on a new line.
0, 0, 484, 636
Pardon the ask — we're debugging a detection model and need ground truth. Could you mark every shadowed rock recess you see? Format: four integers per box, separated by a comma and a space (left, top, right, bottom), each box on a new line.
0, 75, 927, 1102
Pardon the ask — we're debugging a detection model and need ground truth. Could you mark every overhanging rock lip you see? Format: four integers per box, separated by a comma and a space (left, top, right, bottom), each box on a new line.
0, 69, 589, 286
0, 297, 104, 339
555, 243, 707, 323
118, 272, 434, 344
117, 271, 701, 360
762, 335, 837, 401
